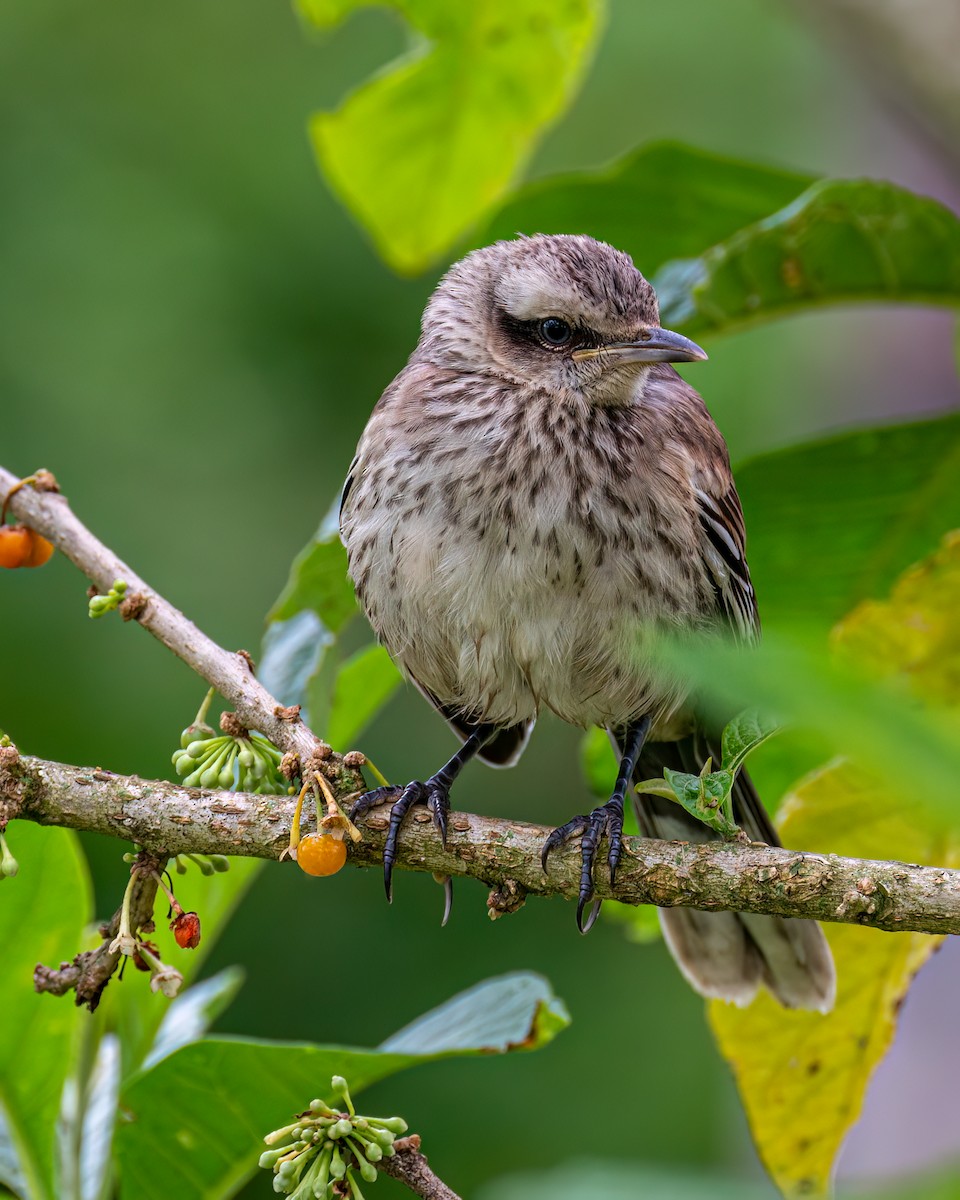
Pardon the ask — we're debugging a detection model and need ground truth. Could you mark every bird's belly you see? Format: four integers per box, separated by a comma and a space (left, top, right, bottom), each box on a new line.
372, 510, 690, 731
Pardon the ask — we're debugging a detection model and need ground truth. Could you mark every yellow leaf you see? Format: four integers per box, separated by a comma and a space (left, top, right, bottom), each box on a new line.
710, 764, 955, 1198
710, 532, 960, 1198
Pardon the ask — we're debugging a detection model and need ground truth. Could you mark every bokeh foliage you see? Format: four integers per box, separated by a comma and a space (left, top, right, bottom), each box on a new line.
2, 0, 960, 1198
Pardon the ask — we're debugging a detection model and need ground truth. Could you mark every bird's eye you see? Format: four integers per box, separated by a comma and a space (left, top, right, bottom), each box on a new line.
539, 317, 572, 346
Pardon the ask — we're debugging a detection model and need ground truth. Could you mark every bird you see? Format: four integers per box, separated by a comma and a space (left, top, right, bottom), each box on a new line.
339, 233, 835, 1011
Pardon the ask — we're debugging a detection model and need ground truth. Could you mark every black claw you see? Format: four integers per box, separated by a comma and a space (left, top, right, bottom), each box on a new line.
543, 799, 624, 933
577, 895, 602, 934
541, 816, 588, 873
382, 781, 426, 905
440, 875, 453, 927
350, 785, 402, 823
426, 785, 450, 847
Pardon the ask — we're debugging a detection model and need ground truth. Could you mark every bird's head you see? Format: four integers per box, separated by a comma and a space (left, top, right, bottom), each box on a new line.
417, 234, 707, 405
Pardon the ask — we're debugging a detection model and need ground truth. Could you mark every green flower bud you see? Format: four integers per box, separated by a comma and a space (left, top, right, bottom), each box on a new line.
263, 1122, 301, 1146
186, 740, 211, 759
113, 580, 127, 594
367, 1128, 395, 1149
217, 766, 235, 789
259, 1147, 289, 1169
371, 1116, 407, 1135
208, 854, 230, 872
1, 835, 19, 879
332, 1146, 348, 1179
363, 1142, 382, 1163
358, 1158, 377, 1184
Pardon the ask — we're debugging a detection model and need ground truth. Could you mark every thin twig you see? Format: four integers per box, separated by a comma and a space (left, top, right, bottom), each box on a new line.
0, 465, 325, 764
379, 1136, 461, 1200
33, 852, 165, 1011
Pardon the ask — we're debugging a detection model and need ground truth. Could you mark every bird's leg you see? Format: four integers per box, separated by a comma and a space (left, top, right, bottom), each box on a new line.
350, 724, 497, 912
542, 716, 651, 934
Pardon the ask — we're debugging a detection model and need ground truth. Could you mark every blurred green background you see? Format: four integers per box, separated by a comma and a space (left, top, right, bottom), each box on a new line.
2, 2, 958, 1196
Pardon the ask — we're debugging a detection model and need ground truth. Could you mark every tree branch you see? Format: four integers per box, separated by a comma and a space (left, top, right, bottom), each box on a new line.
7, 751, 960, 936
4, 460, 957, 1011
0, 466, 326, 765
380, 1136, 461, 1200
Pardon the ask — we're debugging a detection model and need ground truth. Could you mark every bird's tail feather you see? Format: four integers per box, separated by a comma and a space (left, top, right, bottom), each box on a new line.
632, 734, 836, 1012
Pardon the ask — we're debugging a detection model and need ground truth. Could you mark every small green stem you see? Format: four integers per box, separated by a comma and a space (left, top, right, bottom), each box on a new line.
194, 687, 215, 728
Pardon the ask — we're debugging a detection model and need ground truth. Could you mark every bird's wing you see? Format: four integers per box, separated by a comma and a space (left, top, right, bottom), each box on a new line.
692, 473, 760, 639
338, 452, 360, 531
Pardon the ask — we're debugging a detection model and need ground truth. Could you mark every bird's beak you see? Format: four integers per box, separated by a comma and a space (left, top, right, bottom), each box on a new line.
573, 328, 708, 366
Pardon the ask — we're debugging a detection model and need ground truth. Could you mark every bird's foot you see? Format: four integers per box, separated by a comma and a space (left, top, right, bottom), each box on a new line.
541, 797, 625, 934
350, 777, 454, 921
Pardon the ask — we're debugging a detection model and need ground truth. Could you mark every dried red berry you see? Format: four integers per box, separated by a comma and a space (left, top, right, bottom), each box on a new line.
171, 910, 201, 949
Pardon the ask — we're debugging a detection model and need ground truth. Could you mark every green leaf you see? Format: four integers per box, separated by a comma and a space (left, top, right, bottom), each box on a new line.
100, 857, 262, 1077
324, 642, 403, 750
302, 0, 605, 274
483, 141, 813, 279
379, 971, 569, 1055
0, 822, 91, 1200
142, 968, 246, 1072
660, 767, 739, 839
720, 709, 779, 775
736, 412, 960, 633
261, 508, 358, 716
655, 178, 960, 336
115, 971, 568, 1200
660, 629, 960, 827
267, 524, 355, 633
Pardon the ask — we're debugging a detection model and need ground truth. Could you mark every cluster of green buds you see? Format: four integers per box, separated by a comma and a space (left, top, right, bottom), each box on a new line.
88, 579, 128, 618
259, 1076, 407, 1199
171, 729, 286, 794
0, 830, 18, 879
170, 690, 287, 795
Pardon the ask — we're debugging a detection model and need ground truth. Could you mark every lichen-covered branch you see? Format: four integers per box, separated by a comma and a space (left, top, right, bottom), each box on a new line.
8, 752, 960, 936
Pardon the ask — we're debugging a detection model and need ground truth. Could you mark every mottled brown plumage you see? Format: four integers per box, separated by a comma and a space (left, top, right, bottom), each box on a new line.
340, 234, 835, 1011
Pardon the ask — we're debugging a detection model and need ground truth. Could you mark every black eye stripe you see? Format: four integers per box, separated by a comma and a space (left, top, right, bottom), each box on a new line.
497, 309, 598, 353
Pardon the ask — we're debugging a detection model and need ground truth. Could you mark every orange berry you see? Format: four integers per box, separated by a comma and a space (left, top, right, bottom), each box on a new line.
23, 531, 54, 567
0, 525, 33, 569
296, 833, 347, 877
